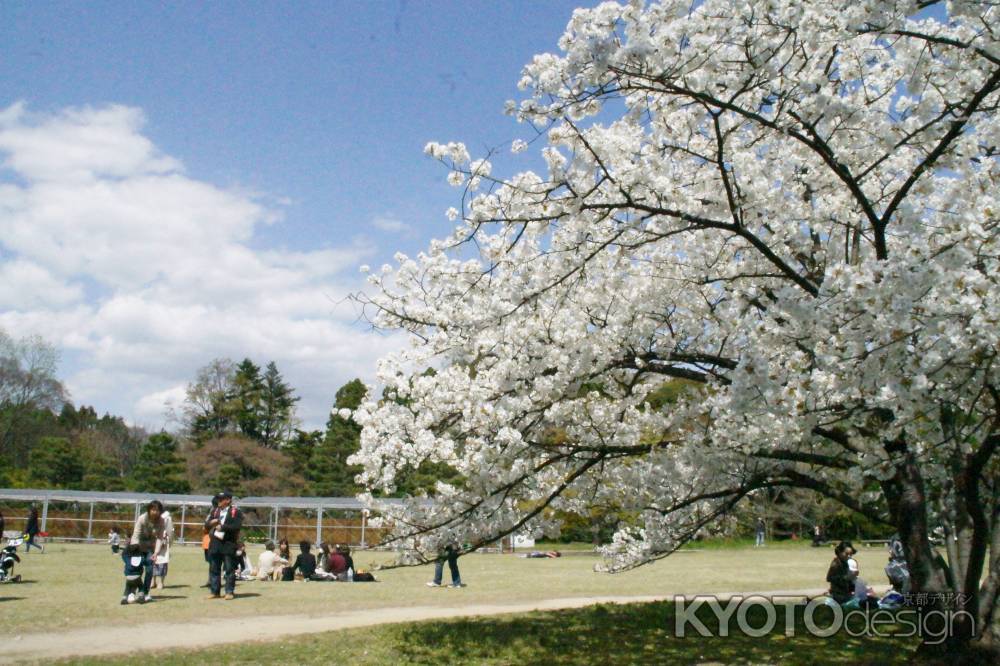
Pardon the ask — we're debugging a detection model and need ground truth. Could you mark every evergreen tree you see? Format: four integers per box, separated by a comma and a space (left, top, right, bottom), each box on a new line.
82, 453, 126, 491
129, 432, 191, 494
213, 463, 245, 497
258, 361, 298, 448
28, 436, 84, 488
308, 379, 365, 497
232, 358, 264, 442
285, 429, 321, 479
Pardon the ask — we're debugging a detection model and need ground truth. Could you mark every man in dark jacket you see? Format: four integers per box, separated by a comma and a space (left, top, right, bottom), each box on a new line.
205, 491, 243, 600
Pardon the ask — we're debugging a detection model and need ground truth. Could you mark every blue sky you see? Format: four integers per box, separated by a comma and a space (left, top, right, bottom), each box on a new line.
0, 0, 583, 429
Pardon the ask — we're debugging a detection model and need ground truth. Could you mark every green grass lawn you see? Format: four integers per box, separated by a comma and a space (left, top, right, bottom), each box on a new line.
3, 540, 921, 664
63, 598, 920, 665
1, 540, 890, 637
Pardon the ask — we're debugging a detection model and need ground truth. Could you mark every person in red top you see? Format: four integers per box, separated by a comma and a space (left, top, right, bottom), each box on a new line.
327, 546, 347, 577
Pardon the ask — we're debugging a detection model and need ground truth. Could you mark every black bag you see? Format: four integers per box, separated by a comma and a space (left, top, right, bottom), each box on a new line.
281, 567, 294, 581
353, 572, 376, 582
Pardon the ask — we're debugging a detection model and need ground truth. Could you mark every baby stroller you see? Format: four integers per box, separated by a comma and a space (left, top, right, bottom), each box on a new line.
0, 538, 23, 583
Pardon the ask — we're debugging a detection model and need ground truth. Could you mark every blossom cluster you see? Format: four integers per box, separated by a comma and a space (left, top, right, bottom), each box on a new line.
350, 0, 999, 569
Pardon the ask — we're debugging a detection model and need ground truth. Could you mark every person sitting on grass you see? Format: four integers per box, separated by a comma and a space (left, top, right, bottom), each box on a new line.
846, 548, 878, 609
257, 541, 288, 581
336, 544, 355, 581
308, 543, 335, 580
323, 543, 347, 579
235, 541, 255, 581
277, 538, 291, 560
316, 543, 332, 575
288, 540, 317, 581
826, 541, 857, 607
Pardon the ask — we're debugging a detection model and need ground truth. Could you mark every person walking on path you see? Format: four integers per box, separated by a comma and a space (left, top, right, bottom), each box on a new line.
427, 541, 464, 588
24, 506, 44, 553
129, 500, 167, 603
205, 491, 243, 600
754, 518, 766, 547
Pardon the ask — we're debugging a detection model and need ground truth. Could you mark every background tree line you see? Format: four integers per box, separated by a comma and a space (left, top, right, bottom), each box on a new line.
0, 328, 372, 497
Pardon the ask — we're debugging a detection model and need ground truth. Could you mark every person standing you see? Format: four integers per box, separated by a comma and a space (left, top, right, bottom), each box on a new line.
24, 506, 44, 553
152, 510, 173, 589
754, 518, 766, 547
427, 541, 464, 588
205, 491, 243, 600
129, 500, 167, 603
108, 526, 122, 553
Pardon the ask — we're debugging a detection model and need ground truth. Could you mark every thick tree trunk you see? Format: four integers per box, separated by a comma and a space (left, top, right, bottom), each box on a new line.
882, 441, 999, 662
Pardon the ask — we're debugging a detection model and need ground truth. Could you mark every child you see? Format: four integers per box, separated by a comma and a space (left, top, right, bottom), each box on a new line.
120, 544, 146, 605
108, 526, 121, 554
235, 542, 255, 581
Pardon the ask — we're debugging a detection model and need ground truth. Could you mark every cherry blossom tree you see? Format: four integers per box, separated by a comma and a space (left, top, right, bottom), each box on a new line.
352, 0, 999, 653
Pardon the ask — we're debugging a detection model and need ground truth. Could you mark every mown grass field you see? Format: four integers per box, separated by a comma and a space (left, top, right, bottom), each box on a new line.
0, 540, 917, 664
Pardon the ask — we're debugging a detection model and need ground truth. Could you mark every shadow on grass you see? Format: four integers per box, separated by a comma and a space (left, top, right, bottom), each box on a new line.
0, 596, 24, 602
390, 600, 919, 665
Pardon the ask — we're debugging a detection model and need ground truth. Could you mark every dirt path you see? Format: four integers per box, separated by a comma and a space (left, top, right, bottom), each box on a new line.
1, 588, 830, 663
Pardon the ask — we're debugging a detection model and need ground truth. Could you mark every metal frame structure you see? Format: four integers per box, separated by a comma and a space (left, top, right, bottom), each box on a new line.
0, 488, 378, 547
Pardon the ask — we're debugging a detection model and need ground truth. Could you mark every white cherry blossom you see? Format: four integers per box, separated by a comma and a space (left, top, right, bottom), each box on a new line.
354, 0, 999, 652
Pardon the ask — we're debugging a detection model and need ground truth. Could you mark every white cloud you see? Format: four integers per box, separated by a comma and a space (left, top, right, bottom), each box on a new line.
0, 103, 405, 428
0, 259, 84, 309
371, 214, 407, 233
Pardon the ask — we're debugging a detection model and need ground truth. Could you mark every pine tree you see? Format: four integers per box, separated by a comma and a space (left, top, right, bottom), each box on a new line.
285, 429, 321, 479
258, 361, 298, 448
28, 436, 84, 488
129, 432, 191, 494
308, 379, 365, 497
82, 453, 126, 491
232, 358, 264, 442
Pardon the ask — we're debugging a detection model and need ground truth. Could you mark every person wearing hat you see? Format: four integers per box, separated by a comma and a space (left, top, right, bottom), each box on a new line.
204, 491, 244, 600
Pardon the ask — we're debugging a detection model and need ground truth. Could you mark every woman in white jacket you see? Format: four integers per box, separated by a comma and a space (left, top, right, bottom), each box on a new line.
152, 510, 173, 590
